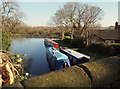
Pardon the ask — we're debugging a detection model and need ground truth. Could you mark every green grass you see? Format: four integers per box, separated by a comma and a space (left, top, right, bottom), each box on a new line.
78, 49, 108, 61
94, 42, 120, 46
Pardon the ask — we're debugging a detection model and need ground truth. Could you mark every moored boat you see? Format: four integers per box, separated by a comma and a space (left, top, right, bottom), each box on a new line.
46, 47, 71, 71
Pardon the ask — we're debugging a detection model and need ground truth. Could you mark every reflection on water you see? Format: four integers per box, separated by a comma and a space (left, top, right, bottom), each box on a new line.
10, 38, 50, 76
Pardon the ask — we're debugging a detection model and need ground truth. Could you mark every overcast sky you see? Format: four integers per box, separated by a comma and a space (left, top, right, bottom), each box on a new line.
19, 1, 119, 27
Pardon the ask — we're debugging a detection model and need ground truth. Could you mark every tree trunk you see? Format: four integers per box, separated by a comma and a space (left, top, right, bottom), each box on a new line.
86, 31, 89, 46
70, 30, 73, 39
70, 29, 74, 39
61, 31, 65, 40
2, 63, 14, 86
0, 75, 2, 87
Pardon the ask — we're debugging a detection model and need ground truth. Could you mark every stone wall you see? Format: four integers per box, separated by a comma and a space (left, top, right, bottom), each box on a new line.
2, 56, 120, 88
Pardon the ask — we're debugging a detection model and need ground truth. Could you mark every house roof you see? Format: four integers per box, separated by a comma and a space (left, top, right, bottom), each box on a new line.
89, 28, 120, 40
89, 34, 105, 41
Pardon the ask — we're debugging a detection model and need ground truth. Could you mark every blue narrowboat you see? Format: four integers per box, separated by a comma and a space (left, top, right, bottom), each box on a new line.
44, 38, 70, 70
46, 47, 71, 70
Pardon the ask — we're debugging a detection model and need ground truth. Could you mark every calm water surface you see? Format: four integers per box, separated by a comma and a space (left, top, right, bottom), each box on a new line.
10, 38, 50, 76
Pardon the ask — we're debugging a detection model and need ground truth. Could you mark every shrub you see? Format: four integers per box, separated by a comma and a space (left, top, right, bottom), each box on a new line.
71, 38, 85, 49
2, 31, 11, 51
63, 38, 72, 43
61, 38, 85, 48
86, 43, 120, 56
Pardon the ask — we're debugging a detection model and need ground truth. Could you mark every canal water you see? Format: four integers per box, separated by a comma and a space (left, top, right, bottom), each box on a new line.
10, 38, 50, 76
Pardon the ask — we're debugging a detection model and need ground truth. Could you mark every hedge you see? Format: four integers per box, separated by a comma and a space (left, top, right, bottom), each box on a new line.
1, 31, 11, 51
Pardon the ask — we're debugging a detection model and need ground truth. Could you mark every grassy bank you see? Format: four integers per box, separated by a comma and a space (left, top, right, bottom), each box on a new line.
77, 49, 108, 61
10, 33, 59, 38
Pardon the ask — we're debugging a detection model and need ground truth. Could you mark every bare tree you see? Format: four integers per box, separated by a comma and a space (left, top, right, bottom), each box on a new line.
51, 2, 103, 40
52, 2, 78, 39
0, 2, 25, 33
75, 4, 103, 45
